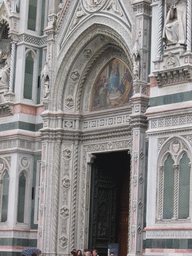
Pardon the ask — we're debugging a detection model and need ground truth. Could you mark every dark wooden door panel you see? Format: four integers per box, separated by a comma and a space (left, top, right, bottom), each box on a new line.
89, 152, 130, 256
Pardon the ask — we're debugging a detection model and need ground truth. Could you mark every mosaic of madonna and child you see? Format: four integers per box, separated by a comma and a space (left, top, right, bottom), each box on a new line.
91, 58, 132, 111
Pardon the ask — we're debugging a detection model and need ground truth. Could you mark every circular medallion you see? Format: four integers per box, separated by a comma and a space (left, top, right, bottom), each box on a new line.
82, 0, 106, 12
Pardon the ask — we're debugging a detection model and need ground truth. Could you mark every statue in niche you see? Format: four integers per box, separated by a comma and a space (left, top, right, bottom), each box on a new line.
163, 0, 187, 46
41, 62, 50, 99
0, 51, 10, 89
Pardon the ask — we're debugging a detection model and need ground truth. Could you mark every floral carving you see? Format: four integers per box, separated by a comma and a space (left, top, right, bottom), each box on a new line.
83, 49, 92, 58
62, 178, 70, 188
70, 71, 80, 81
60, 207, 69, 218
63, 149, 72, 159
59, 235, 68, 248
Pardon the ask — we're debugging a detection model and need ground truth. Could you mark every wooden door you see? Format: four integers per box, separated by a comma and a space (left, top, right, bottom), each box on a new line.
89, 152, 130, 256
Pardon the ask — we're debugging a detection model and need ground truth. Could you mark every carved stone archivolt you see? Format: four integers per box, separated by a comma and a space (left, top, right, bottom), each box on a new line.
54, 24, 133, 112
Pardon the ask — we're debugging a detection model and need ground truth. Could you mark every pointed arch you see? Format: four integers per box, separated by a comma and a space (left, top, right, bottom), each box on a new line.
17, 171, 28, 223
157, 136, 192, 220
1, 170, 9, 222
24, 50, 35, 99
52, 24, 133, 112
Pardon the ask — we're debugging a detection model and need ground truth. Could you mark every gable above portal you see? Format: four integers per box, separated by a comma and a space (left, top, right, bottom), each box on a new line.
56, 0, 135, 53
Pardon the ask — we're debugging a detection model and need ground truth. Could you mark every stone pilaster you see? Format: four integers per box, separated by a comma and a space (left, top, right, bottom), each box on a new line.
129, 1, 151, 255
129, 81, 149, 256
39, 128, 62, 256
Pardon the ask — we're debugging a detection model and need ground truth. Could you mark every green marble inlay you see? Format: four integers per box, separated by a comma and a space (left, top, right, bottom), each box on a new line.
144, 239, 192, 249
0, 121, 42, 132
150, 91, 192, 107
0, 253, 21, 256
0, 238, 37, 247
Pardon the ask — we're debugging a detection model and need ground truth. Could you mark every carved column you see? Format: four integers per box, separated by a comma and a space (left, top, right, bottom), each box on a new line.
40, 133, 62, 256
9, 41, 16, 92
173, 164, 179, 220
187, 0, 191, 51
156, 0, 163, 59
48, 0, 58, 28
129, 1, 151, 255
0, 179, 2, 217
157, 166, 164, 221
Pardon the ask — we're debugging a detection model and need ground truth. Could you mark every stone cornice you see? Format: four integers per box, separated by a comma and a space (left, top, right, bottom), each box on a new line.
153, 65, 192, 87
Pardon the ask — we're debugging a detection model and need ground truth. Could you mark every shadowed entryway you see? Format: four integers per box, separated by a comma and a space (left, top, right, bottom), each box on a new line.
89, 151, 130, 256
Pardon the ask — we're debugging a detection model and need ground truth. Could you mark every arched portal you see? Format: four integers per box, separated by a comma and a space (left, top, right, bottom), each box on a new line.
53, 26, 133, 255
40, 18, 148, 256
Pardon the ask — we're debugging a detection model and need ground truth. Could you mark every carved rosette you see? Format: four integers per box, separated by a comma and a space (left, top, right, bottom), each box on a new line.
58, 147, 72, 252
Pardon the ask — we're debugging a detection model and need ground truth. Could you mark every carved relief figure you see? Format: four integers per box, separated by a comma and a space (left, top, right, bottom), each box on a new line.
163, 0, 187, 45
82, 0, 107, 12
91, 59, 132, 111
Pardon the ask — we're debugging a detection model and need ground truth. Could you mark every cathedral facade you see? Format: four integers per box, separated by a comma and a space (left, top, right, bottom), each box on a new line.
0, 0, 192, 256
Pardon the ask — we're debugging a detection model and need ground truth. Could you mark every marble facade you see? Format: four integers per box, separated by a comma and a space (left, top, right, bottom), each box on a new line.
0, 0, 191, 255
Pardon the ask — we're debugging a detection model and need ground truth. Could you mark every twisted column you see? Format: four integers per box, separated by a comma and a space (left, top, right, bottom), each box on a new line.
157, 0, 163, 59
187, 0, 191, 51
9, 41, 16, 92
52, 139, 62, 253
70, 141, 79, 250
157, 166, 164, 220
173, 165, 179, 220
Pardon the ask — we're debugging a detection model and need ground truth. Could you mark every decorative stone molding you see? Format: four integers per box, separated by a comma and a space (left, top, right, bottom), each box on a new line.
150, 113, 192, 130
153, 65, 192, 86
83, 114, 130, 130
133, 2, 151, 16
0, 230, 37, 239
18, 34, 47, 46
146, 229, 192, 238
